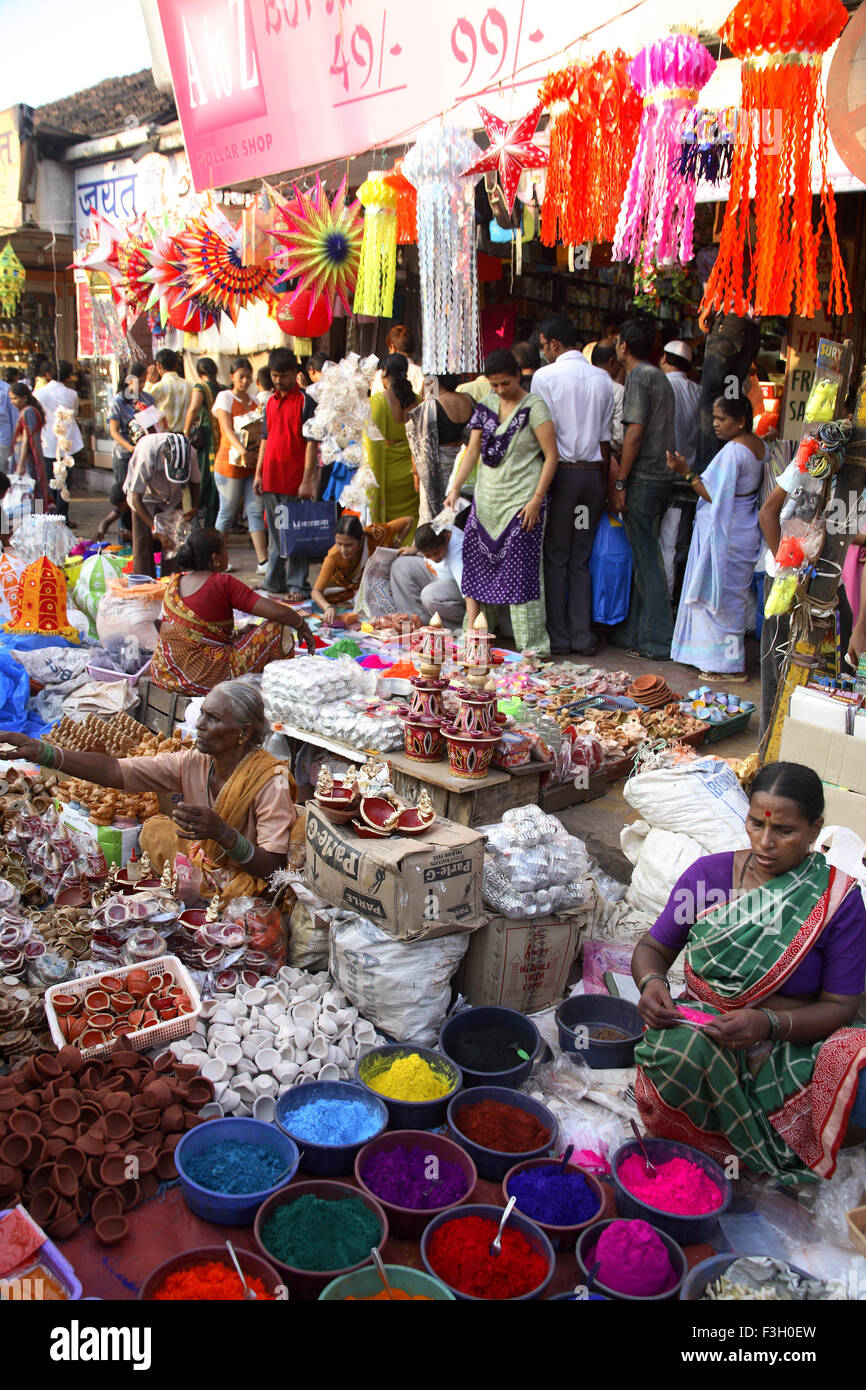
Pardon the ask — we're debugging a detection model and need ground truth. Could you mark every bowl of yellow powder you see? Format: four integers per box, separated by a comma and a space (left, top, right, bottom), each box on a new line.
356, 1045, 462, 1129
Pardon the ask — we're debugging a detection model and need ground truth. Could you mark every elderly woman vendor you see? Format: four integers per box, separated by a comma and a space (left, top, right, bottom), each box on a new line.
0, 682, 294, 901
631, 761, 866, 1182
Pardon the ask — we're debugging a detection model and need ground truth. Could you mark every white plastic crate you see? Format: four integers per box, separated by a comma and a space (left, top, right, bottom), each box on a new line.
44, 953, 201, 1061
86, 656, 152, 688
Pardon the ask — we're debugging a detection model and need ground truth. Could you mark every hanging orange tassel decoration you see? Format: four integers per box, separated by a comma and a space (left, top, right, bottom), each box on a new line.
538, 52, 641, 249
702, 0, 850, 319
383, 159, 417, 245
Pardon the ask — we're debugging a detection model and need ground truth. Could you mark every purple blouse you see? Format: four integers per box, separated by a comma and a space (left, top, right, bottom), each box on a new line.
650, 852, 866, 998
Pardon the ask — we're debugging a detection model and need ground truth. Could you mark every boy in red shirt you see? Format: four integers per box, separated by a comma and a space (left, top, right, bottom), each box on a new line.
254, 348, 316, 598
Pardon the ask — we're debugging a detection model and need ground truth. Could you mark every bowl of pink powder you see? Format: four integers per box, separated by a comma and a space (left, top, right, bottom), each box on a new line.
612, 1137, 731, 1244
577, 1218, 687, 1301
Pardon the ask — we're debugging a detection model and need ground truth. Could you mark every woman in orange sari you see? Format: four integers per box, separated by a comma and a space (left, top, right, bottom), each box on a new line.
150, 529, 315, 695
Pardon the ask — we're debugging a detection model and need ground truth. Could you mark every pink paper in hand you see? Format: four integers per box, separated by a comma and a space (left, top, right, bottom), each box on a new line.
676, 1004, 717, 1026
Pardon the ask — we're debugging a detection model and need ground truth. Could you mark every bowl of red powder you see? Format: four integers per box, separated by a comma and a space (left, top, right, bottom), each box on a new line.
446, 1085, 557, 1181
421, 1203, 555, 1300
502, 1157, 606, 1249
139, 1245, 282, 1300
355, 1129, 477, 1239
612, 1137, 731, 1245
577, 1218, 687, 1301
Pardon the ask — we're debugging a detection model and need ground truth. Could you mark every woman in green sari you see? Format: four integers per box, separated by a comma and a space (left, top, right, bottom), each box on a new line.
184, 356, 222, 528
365, 353, 419, 538
631, 761, 866, 1183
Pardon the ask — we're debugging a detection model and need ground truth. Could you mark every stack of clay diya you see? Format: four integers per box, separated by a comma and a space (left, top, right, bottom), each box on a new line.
352, 787, 435, 839
177, 894, 247, 972
311, 763, 361, 824
397, 613, 450, 762
627, 673, 677, 709
442, 614, 504, 779
47, 960, 196, 1057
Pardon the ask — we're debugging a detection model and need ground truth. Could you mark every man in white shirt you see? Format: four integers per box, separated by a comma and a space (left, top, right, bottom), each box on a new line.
149, 349, 192, 432
534, 315, 613, 655
590, 342, 625, 455
35, 360, 84, 519
389, 521, 465, 626
658, 340, 701, 596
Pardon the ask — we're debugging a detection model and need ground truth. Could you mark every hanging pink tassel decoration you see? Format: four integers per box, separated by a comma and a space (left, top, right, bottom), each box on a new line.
613, 33, 716, 270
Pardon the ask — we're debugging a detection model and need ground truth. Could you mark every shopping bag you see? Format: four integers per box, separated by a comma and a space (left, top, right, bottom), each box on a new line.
589, 512, 632, 626
276, 500, 337, 559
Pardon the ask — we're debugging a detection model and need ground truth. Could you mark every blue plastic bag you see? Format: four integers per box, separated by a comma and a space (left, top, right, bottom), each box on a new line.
589, 512, 633, 626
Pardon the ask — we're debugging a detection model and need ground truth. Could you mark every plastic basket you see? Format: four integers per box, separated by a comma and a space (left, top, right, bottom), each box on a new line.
44, 953, 201, 1061
0, 1208, 82, 1299
86, 657, 152, 688
703, 709, 754, 743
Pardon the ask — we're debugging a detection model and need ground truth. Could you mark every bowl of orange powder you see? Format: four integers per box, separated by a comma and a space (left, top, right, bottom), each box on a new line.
139, 1245, 282, 1300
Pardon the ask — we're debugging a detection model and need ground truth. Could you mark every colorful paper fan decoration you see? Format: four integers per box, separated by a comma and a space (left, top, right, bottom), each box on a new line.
141, 230, 221, 334
353, 175, 398, 318
539, 52, 642, 248
268, 176, 362, 317
613, 35, 716, 270
460, 104, 548, 215
0, 241, 25, 317
383, 160, 417, 244
403, 119, 482, 374
116, 221, 153, 319
5, 557, 79, 643
180, 206, 278, 323
702, 0, 850, 318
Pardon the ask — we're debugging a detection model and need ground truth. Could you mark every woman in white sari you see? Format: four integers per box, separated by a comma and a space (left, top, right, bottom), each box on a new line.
669, 395, 765, 682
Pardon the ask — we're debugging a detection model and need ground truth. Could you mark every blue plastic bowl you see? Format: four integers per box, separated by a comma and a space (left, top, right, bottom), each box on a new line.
446, 1085, 558, 1182
555, 994, 643, 1069
611, 1137, 731, 1245
355, 1044, 462, 1130
421, 1203, 555, 1300
174, 1117, 300, 1227
439, 1006, 541, 1089
275, 1080, 388, 1176
576, 1218, 687, 1301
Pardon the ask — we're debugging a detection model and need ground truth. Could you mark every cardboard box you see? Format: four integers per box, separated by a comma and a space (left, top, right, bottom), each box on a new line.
58, 800, 141, 867
822, 787, 866, 839
456, 913, 581, 1014
779, 717, 866, 796
304, 805, 484, 942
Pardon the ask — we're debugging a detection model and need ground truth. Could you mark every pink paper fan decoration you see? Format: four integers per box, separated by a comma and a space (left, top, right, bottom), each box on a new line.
268, 176, 363, 316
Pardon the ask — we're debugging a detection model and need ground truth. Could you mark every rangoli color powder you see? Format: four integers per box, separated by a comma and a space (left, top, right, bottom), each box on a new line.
363, 1053, 452, 1103
152, 1261, 274, 1300
456, 1099, 549, 1152
360, 1145, 469, 1210
283, 1098, 381, 1146
446, 1027, 528, 1073
183, 1140, 287, 1194
507, 1165, 600, 1226
618, 1153, 723, 1215
261, 1194, 381, 1271
594, 1219, 675, 1297
426, 1215, 547, 1299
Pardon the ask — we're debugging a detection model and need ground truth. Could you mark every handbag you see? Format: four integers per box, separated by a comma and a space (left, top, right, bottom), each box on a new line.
276, 500, 337, 559
589, 512, 633, 626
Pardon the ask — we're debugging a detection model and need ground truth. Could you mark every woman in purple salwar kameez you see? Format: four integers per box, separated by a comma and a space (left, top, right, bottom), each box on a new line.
446, 350, 558, 655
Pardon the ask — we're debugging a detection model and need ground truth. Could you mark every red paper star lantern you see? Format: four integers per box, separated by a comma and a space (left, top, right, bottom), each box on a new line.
461, 104, 548, 214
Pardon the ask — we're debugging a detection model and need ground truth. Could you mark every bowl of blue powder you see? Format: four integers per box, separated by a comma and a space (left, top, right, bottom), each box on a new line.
502, 1156, 605, 1250
275, 1081, 388, 1177
175, 1117, 300, 1226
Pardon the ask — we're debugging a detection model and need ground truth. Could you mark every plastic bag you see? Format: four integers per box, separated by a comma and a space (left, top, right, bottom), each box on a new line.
356, 546, 400, 619
623, 824, 706, 918
329, 913, 469, 1045
589, 513, 632, 626
96, 588, 163, 654
72, 551, 127, 637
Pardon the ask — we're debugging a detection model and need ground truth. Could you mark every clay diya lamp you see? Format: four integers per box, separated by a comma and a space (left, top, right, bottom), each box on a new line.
0, 1132, 31, 1168
28, 1188, 57, 1227
91, 1189, 124, 1223
138, 1173, 159, 1200
57, 1045, 83, 1076
95, 1214, 129, 1246
159, 1105, 184, 1135
104, 1112, 134, 1144
77, 1130, 105, 1158
359, 796, 401, 833
48, 1208, 79, 1241
395, 803, 436, 836
54, 1165, 78, 1199
99, 1153, 128, 1188
25, 1135, 45, 1169
151, 1053, 175, 1077
80, 1029, 107, 1050
28, 1162, 57, 1192
74, 1190, 90, 1222
103, 1092, 132, 1114
50, 992, 78, 1017
132, 1109, 161, 1135
119, 1178, 141, 1211
350, 819, 390, 839
156, 1150, 177, 1182
100, 976, 124, 995
184, 1078, 214, 1107
84, 989, 111, 1014
83, 1157, 103, 1189
111, 992, 136, 1015
141, 1080, 173, 1110
9, 1110, 40, 1137
49, 1096, 80, 1127
129, 1146, 157, 1176
57, 1145, 86, 1178
214, 970, 239, 993
0, 1163, 22, 1196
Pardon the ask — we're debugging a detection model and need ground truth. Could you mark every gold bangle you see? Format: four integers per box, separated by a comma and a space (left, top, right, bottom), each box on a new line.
638, 971, 669, 993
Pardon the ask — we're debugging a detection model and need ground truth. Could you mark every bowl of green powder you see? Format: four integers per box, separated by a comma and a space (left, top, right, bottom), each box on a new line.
254, 1179, 389, 1300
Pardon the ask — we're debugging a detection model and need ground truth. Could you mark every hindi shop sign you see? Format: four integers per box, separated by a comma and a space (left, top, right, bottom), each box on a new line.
156, 0, 582, 191
73, 151, 200, 247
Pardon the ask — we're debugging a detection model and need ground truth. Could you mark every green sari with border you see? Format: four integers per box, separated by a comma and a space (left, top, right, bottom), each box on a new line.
636, 853, 866, 1183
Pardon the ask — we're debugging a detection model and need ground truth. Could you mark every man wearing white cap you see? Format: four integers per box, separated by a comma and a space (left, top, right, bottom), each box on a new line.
659, 341, 701, 597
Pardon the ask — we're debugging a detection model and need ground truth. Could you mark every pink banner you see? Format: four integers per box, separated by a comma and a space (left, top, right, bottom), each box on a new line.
157, 0, 580, 191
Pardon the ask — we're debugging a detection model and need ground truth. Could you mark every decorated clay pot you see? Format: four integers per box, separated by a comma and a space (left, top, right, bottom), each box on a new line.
442, 727, 499, 780
400, 714, 445, 763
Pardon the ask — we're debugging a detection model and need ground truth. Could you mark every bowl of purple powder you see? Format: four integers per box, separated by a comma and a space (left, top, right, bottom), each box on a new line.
355, 1129, 478, 1240
502, 1157, 606, 1250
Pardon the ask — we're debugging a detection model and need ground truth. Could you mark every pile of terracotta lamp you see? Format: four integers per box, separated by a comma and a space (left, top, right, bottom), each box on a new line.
627, 674, 678, 710
312, 766, 435, 839
49, 967, 194, 1051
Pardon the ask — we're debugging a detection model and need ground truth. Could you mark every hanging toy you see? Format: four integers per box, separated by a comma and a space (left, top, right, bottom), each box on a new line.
382, 159, 418, 245
0, 241, 25, 317
702, 0, 851, 318
180, 206, 278, 323
460, 103, 548, 215
268, 176, 363, 319
353, 175, 398, 318
613, 34, 716, 270
677, 108, 737, 186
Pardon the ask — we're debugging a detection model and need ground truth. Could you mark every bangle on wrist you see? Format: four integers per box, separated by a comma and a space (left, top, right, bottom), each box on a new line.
759, 1007, 781, 1040
682, 470, 696, 484
638, 971, 670, 993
